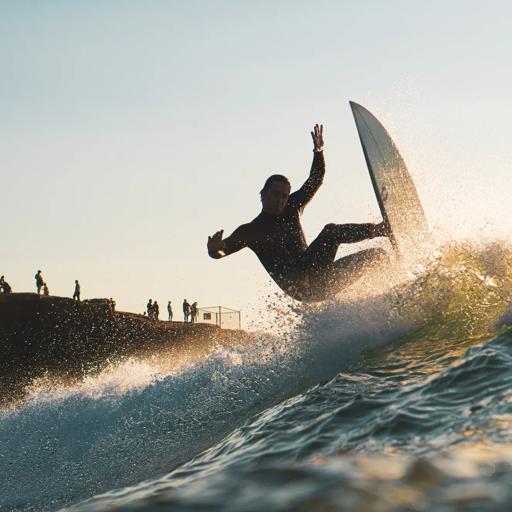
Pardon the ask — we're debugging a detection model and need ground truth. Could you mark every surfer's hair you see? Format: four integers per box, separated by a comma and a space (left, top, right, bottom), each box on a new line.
260, 175, 291, 197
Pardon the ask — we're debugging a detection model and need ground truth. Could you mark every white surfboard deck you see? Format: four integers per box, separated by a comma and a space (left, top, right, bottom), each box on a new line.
350, 101, 431, 259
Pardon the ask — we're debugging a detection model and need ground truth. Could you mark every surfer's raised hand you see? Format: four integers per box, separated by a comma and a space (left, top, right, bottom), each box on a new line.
311, 124, 324, 153
207, 230, 225, 257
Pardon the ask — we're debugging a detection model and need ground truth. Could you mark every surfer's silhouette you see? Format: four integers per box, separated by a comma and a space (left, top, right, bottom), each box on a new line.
207, 124, 389, 301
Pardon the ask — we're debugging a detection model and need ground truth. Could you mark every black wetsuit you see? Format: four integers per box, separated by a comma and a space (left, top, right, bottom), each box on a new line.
211, 152, 387, 301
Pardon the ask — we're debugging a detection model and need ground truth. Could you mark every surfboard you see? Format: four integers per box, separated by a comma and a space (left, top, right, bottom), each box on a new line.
350, 101, 430, 258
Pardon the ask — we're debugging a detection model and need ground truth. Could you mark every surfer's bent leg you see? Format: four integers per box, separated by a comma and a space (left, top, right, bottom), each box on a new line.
301, 223, 385, 269
333, 247, 388, 273
327, 248, 388, 289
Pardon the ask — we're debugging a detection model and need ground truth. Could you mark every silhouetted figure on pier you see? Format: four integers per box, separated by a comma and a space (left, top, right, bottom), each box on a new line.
190, 302, 198, 324
110, 298, 116, 311
73, 280, 80, 302
43, 283, 50, 296
183, 299, 190, 322
0, 276, 12, 294
35, 270, 44, 295
146, 300, 160, 320
167, 301, 173, 321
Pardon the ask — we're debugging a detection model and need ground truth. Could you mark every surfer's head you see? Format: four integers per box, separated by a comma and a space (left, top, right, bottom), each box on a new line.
260, 175, 291, 215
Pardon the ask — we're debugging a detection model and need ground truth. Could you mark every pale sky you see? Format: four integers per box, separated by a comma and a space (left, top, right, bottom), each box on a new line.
2, 0, 512, 327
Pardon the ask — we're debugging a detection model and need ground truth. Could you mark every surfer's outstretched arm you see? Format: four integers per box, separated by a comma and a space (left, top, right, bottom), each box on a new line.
288, 124, 325, 211
207, 225, 250, 259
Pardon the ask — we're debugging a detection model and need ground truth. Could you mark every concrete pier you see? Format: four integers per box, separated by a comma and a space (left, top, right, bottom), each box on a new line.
0, 293, 249, 404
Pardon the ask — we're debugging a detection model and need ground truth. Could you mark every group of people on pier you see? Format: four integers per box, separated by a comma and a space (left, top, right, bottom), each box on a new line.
182, 299, 199, 323
0, 270, 80, 300
1, 270, 201, 325
35, 270, 80, 301
145, 298, 198, 323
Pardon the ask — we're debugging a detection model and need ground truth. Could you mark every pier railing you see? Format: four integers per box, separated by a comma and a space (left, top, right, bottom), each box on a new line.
197, 306, 241, 330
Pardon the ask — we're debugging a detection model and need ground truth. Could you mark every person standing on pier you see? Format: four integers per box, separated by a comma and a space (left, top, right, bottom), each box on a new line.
73, 280, 81, 302
190, 302, 198, 324
167, 301, 173, 321
183, 299, 190, 322
154, 301, 160, 321
35, 270, 44, 295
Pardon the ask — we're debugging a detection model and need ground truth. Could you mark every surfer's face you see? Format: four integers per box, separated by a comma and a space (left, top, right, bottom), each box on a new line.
261, 182, 290, 215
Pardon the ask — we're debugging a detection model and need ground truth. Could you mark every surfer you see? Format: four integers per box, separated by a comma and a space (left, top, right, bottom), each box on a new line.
207, 124, 389, 301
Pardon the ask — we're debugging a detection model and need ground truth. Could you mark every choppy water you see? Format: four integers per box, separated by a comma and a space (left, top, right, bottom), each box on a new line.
3, 240, 512, 511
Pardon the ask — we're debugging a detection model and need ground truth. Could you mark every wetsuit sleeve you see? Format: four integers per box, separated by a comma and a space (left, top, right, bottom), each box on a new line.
288, 151, 325, 211
208, 225, 250, 259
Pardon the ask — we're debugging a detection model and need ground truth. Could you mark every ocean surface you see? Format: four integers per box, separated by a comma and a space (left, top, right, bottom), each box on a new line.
3, 240, 512, 511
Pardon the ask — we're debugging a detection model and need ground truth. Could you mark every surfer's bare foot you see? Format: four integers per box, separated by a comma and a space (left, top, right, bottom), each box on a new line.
373, 222, 390, 238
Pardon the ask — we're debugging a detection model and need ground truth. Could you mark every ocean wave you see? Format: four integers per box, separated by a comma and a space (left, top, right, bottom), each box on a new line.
64, 328, 512, 512
2, 240, 512, 511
